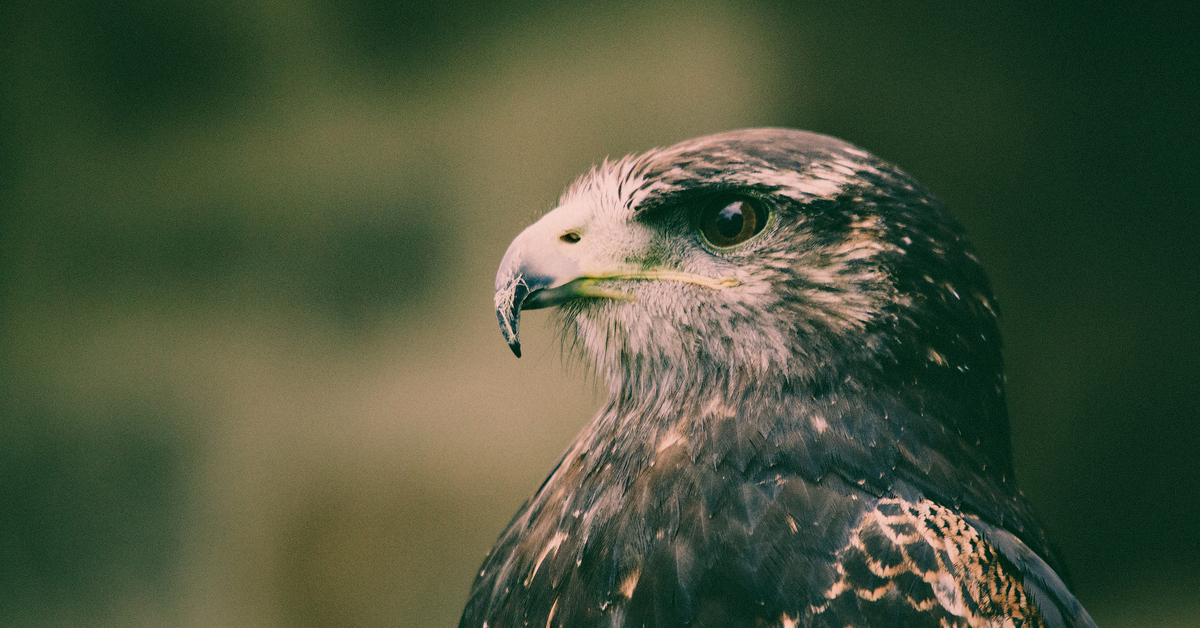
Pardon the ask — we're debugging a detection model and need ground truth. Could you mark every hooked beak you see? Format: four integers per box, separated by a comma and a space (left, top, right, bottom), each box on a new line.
494, 209, 583, 358
494, 226, 630, 358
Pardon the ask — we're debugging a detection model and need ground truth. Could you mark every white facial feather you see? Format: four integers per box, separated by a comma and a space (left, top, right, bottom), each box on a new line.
548, 140, 903, 399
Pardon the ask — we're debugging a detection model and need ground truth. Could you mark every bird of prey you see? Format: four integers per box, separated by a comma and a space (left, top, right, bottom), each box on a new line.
464, 129, 1095, 628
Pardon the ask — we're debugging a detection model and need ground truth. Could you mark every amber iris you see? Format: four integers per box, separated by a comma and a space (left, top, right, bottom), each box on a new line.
699, 197, 766, 247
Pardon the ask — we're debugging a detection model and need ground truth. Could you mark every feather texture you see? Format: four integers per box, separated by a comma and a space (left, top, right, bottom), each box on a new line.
471, 129, 1095, 627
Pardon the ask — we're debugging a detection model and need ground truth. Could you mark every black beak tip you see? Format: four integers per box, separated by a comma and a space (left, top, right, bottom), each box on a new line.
498, 272, 544, 359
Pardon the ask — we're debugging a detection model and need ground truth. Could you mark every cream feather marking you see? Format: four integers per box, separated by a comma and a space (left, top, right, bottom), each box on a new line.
525, 531, 569, 587
618, 567, 641, 599
809, 498, 1046, 627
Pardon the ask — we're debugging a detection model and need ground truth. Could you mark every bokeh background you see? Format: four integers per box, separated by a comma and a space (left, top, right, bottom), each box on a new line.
2, 1, 1197, 626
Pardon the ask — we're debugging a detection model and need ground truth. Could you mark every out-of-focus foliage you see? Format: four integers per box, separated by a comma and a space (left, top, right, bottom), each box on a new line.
1, 1, 1196, 626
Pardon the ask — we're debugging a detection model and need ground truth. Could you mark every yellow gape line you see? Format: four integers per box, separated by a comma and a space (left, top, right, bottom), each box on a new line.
592, 270, 741, 290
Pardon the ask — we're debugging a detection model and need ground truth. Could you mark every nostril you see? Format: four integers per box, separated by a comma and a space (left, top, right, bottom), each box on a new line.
559, 231, 582, 244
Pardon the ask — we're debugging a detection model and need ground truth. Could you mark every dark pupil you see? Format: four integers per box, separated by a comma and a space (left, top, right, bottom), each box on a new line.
716, 202, 745, 238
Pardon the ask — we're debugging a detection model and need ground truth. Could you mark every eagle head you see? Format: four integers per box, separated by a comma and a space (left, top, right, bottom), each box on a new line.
495, 128, 1011, 477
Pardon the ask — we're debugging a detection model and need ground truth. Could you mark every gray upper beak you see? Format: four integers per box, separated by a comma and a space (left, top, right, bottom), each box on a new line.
495, 264, 556, 358
494, 216, 586, 358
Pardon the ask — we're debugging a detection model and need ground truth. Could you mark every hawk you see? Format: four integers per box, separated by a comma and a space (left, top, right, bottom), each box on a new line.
463, 129, 1096, 627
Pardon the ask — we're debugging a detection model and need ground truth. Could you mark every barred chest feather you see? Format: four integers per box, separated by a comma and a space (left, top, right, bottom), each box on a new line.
460, 387, 1069, 628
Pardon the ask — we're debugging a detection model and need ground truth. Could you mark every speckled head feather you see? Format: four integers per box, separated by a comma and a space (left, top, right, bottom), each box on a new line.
473, 129, 1094, 628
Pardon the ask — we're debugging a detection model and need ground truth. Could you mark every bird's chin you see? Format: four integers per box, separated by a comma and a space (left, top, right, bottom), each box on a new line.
524, 278, 635, 310
520, 287, 569, 311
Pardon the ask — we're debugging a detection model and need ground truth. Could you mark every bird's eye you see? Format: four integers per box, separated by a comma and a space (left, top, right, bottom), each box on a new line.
698, 197, 767, 247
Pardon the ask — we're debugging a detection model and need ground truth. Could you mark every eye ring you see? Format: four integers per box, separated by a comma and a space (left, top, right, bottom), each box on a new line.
698, 196, 768, 248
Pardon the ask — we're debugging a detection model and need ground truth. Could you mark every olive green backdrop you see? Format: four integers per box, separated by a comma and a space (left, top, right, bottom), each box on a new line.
2, 1, 1196, 626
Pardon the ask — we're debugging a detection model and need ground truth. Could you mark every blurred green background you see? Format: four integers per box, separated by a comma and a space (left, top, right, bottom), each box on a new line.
2, 0, 1196, 626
